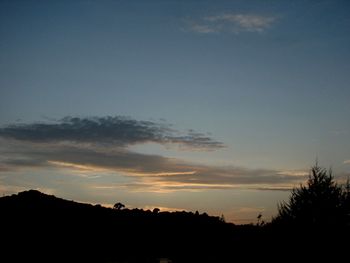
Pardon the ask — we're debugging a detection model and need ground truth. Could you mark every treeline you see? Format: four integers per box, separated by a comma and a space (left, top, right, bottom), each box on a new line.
0, 190, 235, 262
1, 164, 349, 262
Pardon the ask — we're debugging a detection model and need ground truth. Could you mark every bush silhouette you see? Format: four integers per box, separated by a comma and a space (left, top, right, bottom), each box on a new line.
113, 202, 125, 210
273, 164, 350, 228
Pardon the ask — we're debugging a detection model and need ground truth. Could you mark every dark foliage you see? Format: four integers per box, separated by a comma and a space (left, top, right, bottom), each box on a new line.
0, 190, 236, 262
1, 181, 349, 262
113, 202, 125, 210
273, 164, 350, 228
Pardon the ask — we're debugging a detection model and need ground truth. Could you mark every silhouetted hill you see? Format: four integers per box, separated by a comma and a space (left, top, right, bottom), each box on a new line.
1, 190, 348, 262
0, 189, 92, 211
0, 190, 237, 262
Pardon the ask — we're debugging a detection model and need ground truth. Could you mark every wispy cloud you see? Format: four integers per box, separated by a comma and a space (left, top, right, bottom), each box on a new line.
189, 24, 218, 34
344, 160, 350, 164
277, 170, 308, 177
0, 116, 307, 193
0, 116, 224, 151
186, 13, 276, 34
206, 14, 276, 32
330, 130, 348, 136
0, 138, 307, 193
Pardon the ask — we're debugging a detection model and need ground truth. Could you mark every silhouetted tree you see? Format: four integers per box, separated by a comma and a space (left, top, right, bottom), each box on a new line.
220, 214, 226, 223
257, 213, 264, 226
273, 164, 349, 227
113, 202, 125, 210
343, 178, 350, 226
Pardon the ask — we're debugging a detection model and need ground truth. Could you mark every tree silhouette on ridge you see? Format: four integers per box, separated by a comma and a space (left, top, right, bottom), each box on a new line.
273, 164, 349, 227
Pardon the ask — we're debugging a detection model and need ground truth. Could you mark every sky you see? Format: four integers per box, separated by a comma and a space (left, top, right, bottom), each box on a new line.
1, 0, 350, 224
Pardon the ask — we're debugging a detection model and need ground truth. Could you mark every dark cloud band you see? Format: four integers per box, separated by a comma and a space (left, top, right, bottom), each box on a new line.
0, 139, 306, 191
0, 116, 307, 192
0, 116, 224, 150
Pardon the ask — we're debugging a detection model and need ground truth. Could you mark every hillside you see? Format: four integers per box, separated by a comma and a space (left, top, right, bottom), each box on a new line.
0, 190, 238, 262
0, 190, 347, 262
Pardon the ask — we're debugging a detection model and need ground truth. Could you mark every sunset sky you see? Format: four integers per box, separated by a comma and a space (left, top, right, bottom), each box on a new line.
1, 0, 350, 223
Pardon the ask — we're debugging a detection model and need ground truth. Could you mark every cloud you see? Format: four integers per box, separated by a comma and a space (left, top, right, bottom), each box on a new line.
330, 130, 348, 136
206, 14, 276, 32
0, 138, 307, 192
186, 13, 276, 34
0, 116, 224, 150
0, 116, 307, 193
189, 24, 218, 34
277, 170, 308, 177
344, 160, 350, 164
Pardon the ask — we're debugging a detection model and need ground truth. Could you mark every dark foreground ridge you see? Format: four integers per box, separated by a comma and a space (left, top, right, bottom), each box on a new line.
1, 189, 348, 262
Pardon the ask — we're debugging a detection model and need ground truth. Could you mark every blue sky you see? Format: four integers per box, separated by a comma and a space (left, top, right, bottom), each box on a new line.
1, 0, 350, 223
